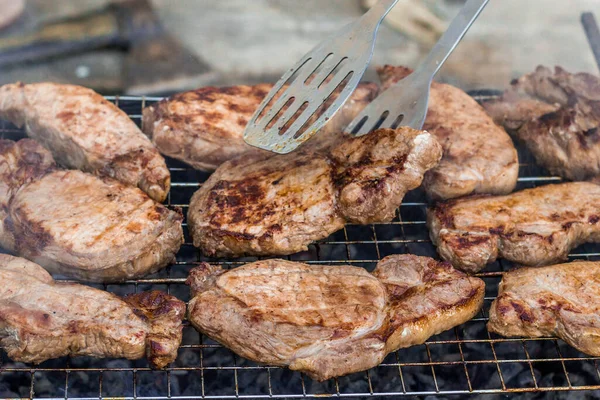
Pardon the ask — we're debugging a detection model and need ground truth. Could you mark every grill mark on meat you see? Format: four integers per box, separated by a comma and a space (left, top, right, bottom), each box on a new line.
212, 229, 256, 241
0, 256, 185, 369
170, 86, 245, 103
484, 66, 600, 181
0, 139, 183, 282
333, 155, 408, 191
123, 290, 186, 369
125, 290, 183, 320
489, 226, 505, 235
510, 301, 534, 322
428, 182, 600, 273
227, 102, 255, 114
562, 221, 576, 230
428, 203, 457, 230
207, 178, 268, 225
537, 297, 582, 313
378, 65, 518, 200
0, 82, 171, 202
5, 209, 53, 256
488, 262, 600, 356
0, 140, 56, 197
142, 83, 378, 171
188, 128, 442, 257
187, 255, 484, 381
455, 235, 489, 249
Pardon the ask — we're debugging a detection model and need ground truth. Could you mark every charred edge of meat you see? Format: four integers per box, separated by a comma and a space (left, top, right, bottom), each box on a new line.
428, 195, 493, 230
0, 139, 56, 189
123, 290, 186, 369
169, 86, 270, 106
4, 208, 53, 257
380, 264, 484, 343
100, 148, 171, 203
186, 263, 224, 296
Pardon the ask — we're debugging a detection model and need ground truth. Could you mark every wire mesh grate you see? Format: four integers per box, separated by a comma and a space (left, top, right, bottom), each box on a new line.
0, 93, 599, 399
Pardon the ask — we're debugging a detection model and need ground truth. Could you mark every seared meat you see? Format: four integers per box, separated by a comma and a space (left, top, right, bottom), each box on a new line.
188, 127, 442, 257
0, 139, 183, 282
488, 261, 600, 356
483, 66, 600, 181
377, 66, 519, 200
0, 254, 185, 368
483, 65, 599, 130
427, 182, 600, 273
142, 83, 378, 171
0, 82, 170, 202
188, 151, 344, 257
187, 255, 484, 381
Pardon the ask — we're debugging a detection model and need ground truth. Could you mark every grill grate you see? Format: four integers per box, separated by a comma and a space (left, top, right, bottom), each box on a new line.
1, 93, 600, 399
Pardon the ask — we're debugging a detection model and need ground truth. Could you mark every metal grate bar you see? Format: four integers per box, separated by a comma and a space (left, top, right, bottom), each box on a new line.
1, 93, 600, 399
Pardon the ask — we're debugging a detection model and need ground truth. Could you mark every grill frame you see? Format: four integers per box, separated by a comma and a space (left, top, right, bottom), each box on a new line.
0, 93, 599, 399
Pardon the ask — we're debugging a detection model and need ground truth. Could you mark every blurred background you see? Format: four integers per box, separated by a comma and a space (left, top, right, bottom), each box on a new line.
0, 0, 597, 95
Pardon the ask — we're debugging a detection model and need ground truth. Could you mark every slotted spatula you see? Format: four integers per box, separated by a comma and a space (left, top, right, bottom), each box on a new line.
346, 0, 489, 136
243, 0, 399, 154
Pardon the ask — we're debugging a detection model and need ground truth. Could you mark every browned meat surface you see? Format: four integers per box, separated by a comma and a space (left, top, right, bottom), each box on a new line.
142, 83, 378, 171
122, 290, 186, 369
0, 255, 185, 368
0, 82, 170, 202
427, 182, 600, 273
483, 66, 600, 181
488, 261, 600, 356
377, 66, 519, 200
187, 255, 484, 381
0, 139, 183, 282
188, 127, 442, 257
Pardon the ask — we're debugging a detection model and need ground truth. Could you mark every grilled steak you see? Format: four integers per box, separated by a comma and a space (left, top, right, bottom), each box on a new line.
187, 255, 484, 381
188, 127, 442, 257
0, 82, 170, 202
483, 66, 600, 181
0, 255, 185, 368
488, 261, 600, 356
0, 139, 183, 282
427, 182, 600, 273
378, 66, 519, 200
142, 83, 378, 171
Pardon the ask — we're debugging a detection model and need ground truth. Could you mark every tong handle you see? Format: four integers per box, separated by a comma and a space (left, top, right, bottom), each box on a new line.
418, 0, 489, 79
582, 12, 600, 71
362, 0, 400, 26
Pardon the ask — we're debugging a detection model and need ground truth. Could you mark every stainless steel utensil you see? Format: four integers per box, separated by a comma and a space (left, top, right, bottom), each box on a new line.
346, 0, 489, 136
243, 0, 399, 154
582, 12, 600, 71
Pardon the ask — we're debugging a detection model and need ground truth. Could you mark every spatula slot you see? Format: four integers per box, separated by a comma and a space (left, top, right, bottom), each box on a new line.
278, 101, 309, 136
255, 57, 312, 123
390, 114, 405, 129
265, 96, 296, 130
293, 70, 354, 140
349, 116, 369, 135
371, 110, 390, 131
304, 53, 334, 85
318, 57, 349, 89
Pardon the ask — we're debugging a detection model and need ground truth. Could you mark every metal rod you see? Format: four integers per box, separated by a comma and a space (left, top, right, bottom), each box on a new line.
582, 12, 600, 71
